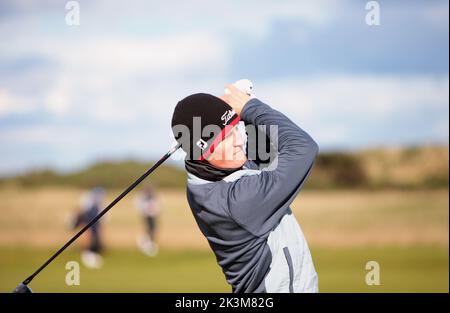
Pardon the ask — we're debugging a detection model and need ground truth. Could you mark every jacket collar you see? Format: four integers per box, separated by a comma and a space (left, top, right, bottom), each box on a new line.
187, 160, 260, 185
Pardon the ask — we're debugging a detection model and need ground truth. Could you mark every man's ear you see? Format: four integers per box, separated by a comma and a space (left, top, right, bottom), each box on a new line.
246, 125, 276, 169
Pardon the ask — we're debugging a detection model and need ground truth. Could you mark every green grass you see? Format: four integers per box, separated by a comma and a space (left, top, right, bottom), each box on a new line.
311, 246, 448, 292
0, 245, 447, 293
0, 247, 230, 293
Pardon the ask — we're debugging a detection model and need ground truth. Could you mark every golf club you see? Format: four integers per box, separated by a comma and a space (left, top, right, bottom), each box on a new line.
12, 143, 181, 293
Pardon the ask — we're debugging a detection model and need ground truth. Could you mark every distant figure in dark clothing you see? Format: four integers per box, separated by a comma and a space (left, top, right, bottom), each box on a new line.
70, 186, 105, 268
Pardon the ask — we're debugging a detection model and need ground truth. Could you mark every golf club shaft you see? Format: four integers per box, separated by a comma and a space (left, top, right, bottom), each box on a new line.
22, 144, 181, 285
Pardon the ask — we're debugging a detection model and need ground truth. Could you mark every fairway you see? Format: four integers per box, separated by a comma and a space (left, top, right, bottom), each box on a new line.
0, 246, 447, 292
0, 187, 448, 292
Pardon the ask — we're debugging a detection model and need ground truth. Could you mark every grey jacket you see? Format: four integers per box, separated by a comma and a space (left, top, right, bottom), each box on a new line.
186, 98, 319, 293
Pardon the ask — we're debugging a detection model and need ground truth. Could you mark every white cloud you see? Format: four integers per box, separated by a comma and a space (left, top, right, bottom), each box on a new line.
255, 75, 449, 145
52, 34, 228, 74
0, 0, 448, 174
0, 0, 343, 46
0, 126, 55, 144
4, 73, 447, 152
0, 89, 35, 116
182, 0, 341, 38
2, 32, 229, 75
257, 75, 449, 116
44, 75, 71, 116
0, 31, 230, 121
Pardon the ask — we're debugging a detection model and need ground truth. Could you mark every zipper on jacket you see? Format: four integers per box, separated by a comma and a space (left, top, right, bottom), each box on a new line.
283, 247, 294, 293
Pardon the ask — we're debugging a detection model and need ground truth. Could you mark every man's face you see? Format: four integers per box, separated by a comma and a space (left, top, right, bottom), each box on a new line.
206, 125, 247, 169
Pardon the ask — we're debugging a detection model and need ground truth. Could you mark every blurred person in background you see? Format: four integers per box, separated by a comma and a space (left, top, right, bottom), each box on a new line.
69, 186, 106, 268
134, 185, 161, 257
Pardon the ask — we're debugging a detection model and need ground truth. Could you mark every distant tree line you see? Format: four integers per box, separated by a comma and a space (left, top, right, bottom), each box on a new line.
0, 146, 448, 190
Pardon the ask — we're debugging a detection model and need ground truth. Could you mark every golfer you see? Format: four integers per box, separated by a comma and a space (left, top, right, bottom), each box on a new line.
171, 84, 319, 293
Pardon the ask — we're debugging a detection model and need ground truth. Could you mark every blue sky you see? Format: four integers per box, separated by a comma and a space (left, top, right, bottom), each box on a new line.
0, 0, 448, 175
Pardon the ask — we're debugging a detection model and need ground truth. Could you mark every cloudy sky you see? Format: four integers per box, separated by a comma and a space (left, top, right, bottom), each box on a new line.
0, 0, 448, 175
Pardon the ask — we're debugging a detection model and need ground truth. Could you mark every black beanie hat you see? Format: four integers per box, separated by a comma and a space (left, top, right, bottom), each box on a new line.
171, 93, 240, 161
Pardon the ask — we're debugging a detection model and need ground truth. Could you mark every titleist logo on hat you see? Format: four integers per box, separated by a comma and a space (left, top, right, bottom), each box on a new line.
221, 109, 236, 126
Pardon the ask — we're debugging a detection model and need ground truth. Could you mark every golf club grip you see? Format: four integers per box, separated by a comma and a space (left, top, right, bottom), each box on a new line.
23, 144, 181, 285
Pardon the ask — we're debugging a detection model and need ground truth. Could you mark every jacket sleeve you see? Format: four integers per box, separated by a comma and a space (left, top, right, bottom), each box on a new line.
226, 98, 319, 237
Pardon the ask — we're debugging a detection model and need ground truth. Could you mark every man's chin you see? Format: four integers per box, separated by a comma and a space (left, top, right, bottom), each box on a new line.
212, 159, 247, 170
229, 158, 247, 169
207, 151, 247, 169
